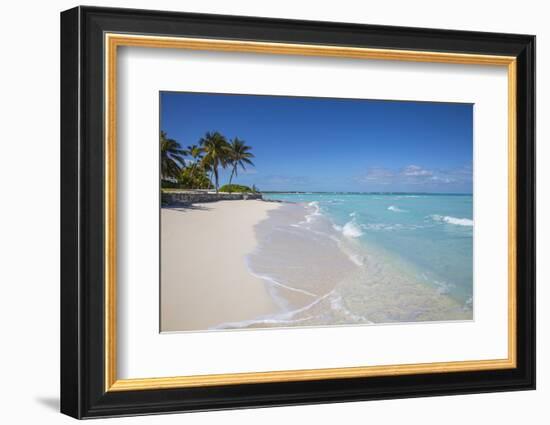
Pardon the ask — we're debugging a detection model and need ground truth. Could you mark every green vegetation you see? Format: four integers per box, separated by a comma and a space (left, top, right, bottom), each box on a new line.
219, 184, 253, 193
179, 167, 213, 190
159, 130, 257, 192
160, 179, 182, 189
160, 131, 187, 180
200, 132, 231, 193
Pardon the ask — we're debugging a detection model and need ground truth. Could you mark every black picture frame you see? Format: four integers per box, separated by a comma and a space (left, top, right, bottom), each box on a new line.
61, 5, 535, 419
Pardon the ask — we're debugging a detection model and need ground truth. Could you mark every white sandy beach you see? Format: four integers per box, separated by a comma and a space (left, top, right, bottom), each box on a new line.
161, 200, 282, 332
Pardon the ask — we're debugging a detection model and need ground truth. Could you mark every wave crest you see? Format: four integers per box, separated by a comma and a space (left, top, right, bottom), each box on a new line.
430, 214, 473, 226
342, 220, 363, 238
388, 205, 407, 213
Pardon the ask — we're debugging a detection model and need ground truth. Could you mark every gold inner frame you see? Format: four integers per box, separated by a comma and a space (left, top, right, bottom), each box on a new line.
104, 33, 517, 392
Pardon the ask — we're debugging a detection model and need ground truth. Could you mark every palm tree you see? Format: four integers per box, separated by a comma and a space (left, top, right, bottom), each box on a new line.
185, 144, 204, 187
160, 131, 187, 180
203, 161, 214, 188
228, 138, 255, 186
199, 131, 230, 193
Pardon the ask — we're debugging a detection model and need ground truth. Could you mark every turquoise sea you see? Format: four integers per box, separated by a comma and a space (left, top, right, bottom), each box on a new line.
262, 193, 473, 311
215, 192, 473, 329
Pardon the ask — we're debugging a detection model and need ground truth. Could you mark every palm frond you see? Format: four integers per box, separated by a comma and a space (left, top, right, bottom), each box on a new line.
160, 131, 187, 179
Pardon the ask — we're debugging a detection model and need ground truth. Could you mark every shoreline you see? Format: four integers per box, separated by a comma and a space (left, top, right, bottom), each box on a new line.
160, 199, 283, 332
236, 198, 472, 328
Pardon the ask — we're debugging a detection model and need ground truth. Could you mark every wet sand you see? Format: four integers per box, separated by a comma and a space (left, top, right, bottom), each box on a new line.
246, 203, 360, 312
238, 202, 471, 329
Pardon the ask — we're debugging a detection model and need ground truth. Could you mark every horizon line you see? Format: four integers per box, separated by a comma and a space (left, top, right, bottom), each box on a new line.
261, 191, 473, 195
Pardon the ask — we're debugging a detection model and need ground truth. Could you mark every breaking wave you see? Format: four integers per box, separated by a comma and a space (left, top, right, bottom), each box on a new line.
388, 205, 407, 212
429, 214, 473, 226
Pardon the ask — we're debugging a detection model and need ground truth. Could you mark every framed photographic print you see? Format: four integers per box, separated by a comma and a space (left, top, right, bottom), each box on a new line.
60, 6, 535, 419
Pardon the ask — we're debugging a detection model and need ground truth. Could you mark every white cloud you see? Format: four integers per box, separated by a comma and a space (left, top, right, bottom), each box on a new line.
355, 167, 395, 184
356, 164, 472, 188
430, 175, 455, 184
401, 165, 433, 177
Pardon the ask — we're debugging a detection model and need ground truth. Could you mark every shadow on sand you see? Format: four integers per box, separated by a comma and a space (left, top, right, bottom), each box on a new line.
163, 204, 212, 213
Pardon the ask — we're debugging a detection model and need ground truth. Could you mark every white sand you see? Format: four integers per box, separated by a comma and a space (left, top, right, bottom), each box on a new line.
160, 200, 282, 332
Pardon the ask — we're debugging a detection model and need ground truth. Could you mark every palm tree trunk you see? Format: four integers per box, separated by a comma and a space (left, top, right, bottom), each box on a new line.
189, 164, 196, 189
214, 167, 219, 194
229, 165, 236, 186
208, 169, 213, 189
191, 162, 200, 189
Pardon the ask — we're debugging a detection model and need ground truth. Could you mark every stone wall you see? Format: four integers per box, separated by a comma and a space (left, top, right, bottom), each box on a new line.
162, 191, 263, 206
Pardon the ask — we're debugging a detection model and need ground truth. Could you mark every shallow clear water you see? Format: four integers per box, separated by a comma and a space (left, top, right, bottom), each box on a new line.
262, 193, 473, 307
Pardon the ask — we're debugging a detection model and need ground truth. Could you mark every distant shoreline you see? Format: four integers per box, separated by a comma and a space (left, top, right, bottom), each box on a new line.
262, 191, 473, 196
160, 190, 472, 208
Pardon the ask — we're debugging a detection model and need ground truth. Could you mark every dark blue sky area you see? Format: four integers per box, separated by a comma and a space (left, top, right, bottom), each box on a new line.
160, 92, 473, 193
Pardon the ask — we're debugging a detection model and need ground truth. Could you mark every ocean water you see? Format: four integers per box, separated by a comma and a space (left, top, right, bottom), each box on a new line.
215, 193, 473, 330
265, 193, 473, 304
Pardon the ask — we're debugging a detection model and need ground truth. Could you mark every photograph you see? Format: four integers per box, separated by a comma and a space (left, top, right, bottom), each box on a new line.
159, 92, 474, 332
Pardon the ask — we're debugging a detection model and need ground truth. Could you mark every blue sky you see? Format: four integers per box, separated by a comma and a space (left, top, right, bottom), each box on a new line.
160, 92, 473, 193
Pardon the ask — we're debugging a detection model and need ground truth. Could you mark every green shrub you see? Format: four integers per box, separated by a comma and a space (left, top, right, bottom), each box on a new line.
219, 184, 253, 193
161, 179, 181, 189
178, 167, 213, 189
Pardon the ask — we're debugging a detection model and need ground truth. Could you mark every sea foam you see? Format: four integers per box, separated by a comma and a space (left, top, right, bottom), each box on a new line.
342, 219, 363, 238
388, 205, 407, 212
304, 201, 322, 223
332, 212, 363, 238
430, 214, 473, 226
